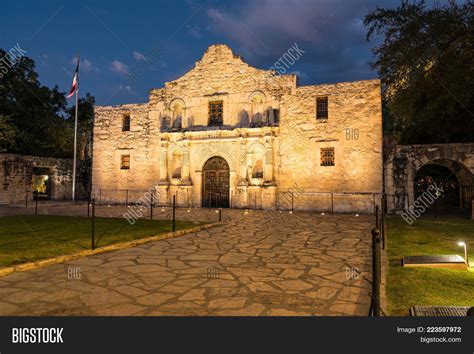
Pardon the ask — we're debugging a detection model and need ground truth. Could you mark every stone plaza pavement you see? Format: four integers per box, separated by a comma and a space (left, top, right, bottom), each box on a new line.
0, 205, 375, 316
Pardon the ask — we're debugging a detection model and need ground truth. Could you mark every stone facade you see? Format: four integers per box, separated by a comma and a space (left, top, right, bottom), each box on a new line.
92, 44, 383, 212
0, 153, 75, 205
384, 143, 474, 213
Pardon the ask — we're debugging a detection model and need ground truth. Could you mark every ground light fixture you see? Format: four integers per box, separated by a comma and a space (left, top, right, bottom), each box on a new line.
458, 241, 469, 267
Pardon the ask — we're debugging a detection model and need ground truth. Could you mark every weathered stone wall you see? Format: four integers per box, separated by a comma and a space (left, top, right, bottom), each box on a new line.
278, 80, 383, 212
92, 103, 161, 199
384, 143, 474, 213
148, 44, 295, 128
0, 153, 75, 205
92, 44, 383, 212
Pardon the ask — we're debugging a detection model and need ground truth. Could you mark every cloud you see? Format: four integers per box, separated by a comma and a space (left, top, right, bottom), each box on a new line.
206, 0, 399, 55
110, 60, 129, 74
133, 51, 146, 61
204, 0, 400, 83
82, 59, 93, 72
70, 57, 96, 72
187, 24, 201, 38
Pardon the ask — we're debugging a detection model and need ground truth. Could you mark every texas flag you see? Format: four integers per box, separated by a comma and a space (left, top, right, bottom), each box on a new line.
66, 55, 79, 99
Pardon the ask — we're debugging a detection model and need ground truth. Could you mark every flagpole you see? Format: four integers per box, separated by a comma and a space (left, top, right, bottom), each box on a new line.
72, 53, 79, 203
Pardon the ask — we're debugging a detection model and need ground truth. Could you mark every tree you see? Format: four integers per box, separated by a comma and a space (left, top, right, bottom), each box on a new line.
0, 49, 95, 158
365, 0, 474, 144
0, 114, 18, 152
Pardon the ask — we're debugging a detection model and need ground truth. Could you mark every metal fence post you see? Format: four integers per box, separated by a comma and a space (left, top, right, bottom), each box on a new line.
375, 205, 380, 229
373, 193, 376, 215
34, 191, 38, 215
91, 198, 96, 250
87, 197, 90, 217
381, 194, 386, 250
370, 228, 381, 316
172, 195, 176, 232
218, 208, 222, 222
331, 192, 334, 214
150, 190, 154, 220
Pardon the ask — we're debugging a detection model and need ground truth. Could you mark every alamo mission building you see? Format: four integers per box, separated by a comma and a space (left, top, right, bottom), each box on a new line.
92, 44, 382, 212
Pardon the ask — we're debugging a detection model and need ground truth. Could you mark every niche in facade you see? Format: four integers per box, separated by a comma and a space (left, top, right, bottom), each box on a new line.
171, 150, 183, 179
169, 98, 185, 131
247, 142, 266, 183
249, 91, 267, 127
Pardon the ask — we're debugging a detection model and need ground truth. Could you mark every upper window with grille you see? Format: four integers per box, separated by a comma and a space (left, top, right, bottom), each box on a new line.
209, 101, 223, 126
320, 147, 335, 166
316, 97, 328, 119
121, 155, 130, 170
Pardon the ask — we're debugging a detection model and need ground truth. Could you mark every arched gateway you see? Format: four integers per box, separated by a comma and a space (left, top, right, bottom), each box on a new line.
202, 156, 230, 207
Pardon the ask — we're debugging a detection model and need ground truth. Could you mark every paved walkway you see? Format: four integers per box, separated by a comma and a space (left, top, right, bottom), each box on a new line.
0, 206, 374, 316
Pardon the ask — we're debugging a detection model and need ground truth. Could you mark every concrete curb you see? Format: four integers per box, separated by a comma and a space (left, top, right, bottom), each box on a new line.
0, 222, 221, 278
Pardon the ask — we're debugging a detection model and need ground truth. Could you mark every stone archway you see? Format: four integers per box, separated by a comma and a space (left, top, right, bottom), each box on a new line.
414, 163, 461, 214
413, 159, 474, 213
385, 144, 474, 214
202, 156, 230, 207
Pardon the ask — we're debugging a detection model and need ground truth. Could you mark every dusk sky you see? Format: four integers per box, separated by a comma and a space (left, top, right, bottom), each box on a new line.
1, 0, 414, 106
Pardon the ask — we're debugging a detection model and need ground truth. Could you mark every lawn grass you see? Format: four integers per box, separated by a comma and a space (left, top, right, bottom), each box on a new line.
386, 215, 474, 316
0, 215, 200, 267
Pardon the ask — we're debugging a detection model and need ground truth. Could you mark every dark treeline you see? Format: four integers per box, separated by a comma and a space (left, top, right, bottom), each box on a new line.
365, 0, 474, 144
0, 48, 94, 158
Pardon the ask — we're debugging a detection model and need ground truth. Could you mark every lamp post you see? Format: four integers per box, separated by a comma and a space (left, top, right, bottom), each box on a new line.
458, 242, 469, 267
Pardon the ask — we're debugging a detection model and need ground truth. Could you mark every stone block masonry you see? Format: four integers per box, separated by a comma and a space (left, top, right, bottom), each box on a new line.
92, 44, 383, 212
0, 153, 78, 205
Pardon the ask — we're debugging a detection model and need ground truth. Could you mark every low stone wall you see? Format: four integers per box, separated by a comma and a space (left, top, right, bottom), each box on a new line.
0, 153, 79, 205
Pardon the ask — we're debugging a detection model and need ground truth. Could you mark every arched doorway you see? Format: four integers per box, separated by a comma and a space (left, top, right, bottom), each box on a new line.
202, 156, 230, 208
414, 164, 461, 214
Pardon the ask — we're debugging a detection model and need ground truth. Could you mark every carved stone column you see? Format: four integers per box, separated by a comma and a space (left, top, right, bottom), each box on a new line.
264, 146, 274, 183
181, 147, 191, 184
158, 143, 169, 184
239, 140, 248, 185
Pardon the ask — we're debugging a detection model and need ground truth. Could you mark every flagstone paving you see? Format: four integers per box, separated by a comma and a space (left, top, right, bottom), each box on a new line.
0, 206, 374, 316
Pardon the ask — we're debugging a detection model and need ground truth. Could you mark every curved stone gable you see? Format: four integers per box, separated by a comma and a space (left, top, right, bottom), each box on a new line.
155, 44, 296, 100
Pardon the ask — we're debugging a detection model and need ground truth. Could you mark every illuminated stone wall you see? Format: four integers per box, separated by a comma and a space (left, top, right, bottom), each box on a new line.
0, 153, 75, 205
92, 44, 383, 212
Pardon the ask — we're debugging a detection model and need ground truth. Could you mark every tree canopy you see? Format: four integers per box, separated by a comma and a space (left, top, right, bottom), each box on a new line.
365, 0, 474, 144
0, 49, 94, 158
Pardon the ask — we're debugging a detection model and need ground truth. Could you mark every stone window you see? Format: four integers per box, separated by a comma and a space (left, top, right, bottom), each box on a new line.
273, 109, 280, 124
209, 100, 223, 126
316, 97, 328, 119
171, 151, 182, 179
320, 147, 335, 166
122, 114, 131, 131
121, 155, 130, 170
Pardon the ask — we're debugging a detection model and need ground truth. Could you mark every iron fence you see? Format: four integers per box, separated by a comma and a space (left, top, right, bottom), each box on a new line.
276, 191, 384, 214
